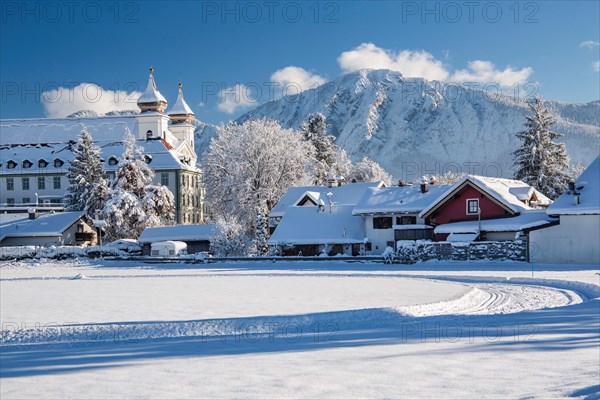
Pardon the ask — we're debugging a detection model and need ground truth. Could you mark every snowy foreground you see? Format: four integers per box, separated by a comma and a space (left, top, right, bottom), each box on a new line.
1, 259, 599, 399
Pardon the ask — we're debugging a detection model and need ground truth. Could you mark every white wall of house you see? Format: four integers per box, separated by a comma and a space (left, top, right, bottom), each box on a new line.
0, 175, 67, 205
530, 214, 600, 264
363, 215, 395, 254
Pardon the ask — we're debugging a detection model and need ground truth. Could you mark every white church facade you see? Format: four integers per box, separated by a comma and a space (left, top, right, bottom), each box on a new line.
0, 69, 205, 224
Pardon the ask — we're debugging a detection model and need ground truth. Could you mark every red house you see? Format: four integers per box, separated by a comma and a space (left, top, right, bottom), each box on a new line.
419, 176, 552, 242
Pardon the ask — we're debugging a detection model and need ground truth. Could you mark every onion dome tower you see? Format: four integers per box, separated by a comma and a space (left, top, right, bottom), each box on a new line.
168, 82, 195, 124
136, 67, 170, 140
137, 67, 168, 113
167, 82, 196, 151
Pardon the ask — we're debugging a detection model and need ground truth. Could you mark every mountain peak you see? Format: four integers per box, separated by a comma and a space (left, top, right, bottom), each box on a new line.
238, 70, 599, 179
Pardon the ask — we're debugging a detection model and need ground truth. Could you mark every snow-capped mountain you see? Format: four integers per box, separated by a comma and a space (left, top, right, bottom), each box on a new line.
235, 69, 599, 180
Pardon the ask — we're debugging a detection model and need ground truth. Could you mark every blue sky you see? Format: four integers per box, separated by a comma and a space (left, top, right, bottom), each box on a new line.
1, 1, 599, 124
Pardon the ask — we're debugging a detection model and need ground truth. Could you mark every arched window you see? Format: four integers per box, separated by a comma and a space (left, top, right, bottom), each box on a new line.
7, 160, 16, 169
53, 159, 64, 168
38, 159, 48, 168
108, 156, 118, 166
146, 130, 153, 139
22, 160, 32, 168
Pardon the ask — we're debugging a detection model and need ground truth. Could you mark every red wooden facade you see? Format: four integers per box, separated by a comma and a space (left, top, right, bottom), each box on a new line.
424, 183, 514, 241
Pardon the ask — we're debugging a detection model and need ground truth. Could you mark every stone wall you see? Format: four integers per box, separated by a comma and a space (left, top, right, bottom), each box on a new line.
395, 240, 528, 263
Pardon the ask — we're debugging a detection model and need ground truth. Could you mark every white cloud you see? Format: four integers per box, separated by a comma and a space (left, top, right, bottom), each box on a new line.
337, 43, 450, 81
270, 66, 326, 93
580, 40, 600, 49
450, 60, 533, 86
217, 84, 256, 114
593, 60, 600, 72
41, 83, 141, 118
336, 43, 534, 87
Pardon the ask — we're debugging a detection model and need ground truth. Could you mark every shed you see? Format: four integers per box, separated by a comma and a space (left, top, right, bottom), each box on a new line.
150, 241, 187, 257
138, 224, 215, 255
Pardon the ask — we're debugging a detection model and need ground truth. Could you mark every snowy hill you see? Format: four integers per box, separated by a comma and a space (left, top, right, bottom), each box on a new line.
235, 69, 600, 180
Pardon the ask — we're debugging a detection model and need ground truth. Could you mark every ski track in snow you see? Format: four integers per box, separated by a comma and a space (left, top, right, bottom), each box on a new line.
1, 274, 593, 349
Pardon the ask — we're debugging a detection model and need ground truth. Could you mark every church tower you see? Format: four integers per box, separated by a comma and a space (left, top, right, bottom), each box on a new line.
168, 82, 196, 151
136, 67, 170, 141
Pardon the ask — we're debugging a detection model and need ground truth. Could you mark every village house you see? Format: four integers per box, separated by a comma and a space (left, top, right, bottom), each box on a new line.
268, 180, 384, 256
0, 211, 95, 247
529, 156, 600, 265
0, 69, 205, 224
268, 180, 384, 233
352, 179, 451, 253
419, 175, 554, 243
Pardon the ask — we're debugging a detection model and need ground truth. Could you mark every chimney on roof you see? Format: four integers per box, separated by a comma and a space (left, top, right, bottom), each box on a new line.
28, 208, 37, 220
574, 195, 580, 205
420, 181, 428, 193
327, 176, 335, 188
398, 180, 405, 187
568, 181, 575, 193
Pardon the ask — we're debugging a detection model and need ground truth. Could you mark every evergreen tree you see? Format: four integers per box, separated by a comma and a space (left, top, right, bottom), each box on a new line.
301, 113, 337, 184
86, 177, 112, 222
103, 130, 175, 240
64, 129, 104, 215
112, 129, 154, 197
142, 184, 176, 227
254, 205, 270, 256
103, 189, 145, 241
513, 97, 570, 199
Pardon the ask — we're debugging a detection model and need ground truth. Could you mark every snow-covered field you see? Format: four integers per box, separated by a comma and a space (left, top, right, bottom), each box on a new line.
1, 259, 599, 399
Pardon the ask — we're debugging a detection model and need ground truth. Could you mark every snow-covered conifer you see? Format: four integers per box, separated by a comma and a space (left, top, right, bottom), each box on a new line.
142, 184, 175, 227
112, 129, 154, 197
103, 190, 145, 241
301, 113, 337, 184
85, 177, 112, 222
102, 130, 175, 239
513, 97, 570, 199
64, 129, 104, 214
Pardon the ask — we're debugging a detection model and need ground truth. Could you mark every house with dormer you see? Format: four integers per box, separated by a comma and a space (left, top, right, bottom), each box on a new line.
268, 180, 385, 233
352, 180, 452, 252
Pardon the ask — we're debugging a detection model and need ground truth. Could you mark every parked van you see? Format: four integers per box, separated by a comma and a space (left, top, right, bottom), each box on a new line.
150, 241, 187, 257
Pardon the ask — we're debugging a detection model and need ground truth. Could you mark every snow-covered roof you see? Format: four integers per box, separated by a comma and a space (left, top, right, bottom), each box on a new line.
0, 116, 138, 145
0, 213, 29, 226
268, 205, 365, 245
420, 175, 552, 218
0, 211, 85, 241
434, 211, 558, 234
137, 71, 167, 104
0, 139, 196, 173
547, 156, 600, 215
353, 184, 451, 215
138, 224, 215, 243
167, 86, 194, 116
270, 181, 384, 218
